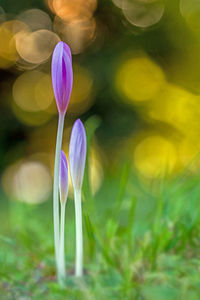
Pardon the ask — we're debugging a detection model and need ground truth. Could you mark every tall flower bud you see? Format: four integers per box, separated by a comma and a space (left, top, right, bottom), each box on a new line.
51, 41, 73, 281
51, 41, 73, 115
69, 119, 87, 191
59, 150, 69, 204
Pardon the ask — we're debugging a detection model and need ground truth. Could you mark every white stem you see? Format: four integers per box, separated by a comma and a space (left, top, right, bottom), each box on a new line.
53, 113, 65, 275
58, 202, 66, 284
74, 189, 83, 277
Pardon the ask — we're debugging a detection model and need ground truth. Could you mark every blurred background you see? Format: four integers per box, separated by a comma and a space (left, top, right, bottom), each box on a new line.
1, 0, 200, 205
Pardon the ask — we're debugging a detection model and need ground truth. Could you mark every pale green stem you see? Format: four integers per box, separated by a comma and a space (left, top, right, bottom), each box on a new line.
58, 202, 66, 285
53, 113, 65, 276
74, 189, 83, 277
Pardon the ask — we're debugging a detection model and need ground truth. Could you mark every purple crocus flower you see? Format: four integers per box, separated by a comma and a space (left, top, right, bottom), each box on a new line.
51, 41, 73, 115
59, 150, 69, 204
69, 119, 87, 190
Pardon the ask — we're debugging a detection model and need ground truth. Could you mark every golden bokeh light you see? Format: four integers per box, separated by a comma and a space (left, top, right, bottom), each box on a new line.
13, 70, 54, 112
51, 0, 97, 22
17, 8, 52, 31
15, 29, 60, 64
68, 64, 94, 114
1, 160, 52, 204
147, 83, 200, 138
116, 53, 165, 103
53, 17, 96, 54
123, 0, 165, 28
134, 135, 177, 178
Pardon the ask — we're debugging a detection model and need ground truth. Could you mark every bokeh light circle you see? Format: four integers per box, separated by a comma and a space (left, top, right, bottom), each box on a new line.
15, 29, 60, 64
123, 0, 165, 28
17, 9, 52, 31
2, 160, 52, 204
147, 83, 200, 138
52, 0, 97, 22
116, 54, 165, 103
13, 70, 54, 112
134, 135, 177, 178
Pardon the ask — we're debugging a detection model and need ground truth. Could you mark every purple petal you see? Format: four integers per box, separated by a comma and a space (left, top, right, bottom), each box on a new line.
59, 150, 69, 204
51, 41, 73, 115
69, 119, 87, 190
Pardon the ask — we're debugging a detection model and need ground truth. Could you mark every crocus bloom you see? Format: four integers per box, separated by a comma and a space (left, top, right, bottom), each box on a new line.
59, 150, 69, 204
69, 119, 87, 190
51, 41, 73, 115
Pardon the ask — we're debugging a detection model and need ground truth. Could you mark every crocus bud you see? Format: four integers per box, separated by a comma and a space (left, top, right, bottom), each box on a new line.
59, 150, 69, 204
69, 119, 87, 190
51, 41, 73, 115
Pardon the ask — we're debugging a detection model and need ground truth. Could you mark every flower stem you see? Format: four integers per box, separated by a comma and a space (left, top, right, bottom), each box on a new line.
53, 113, 65, 276
58, 202, 66, 285
74, 189, 83, 277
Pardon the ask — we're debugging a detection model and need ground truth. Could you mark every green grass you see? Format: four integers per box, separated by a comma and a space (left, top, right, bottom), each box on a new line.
0, 167, 200, 300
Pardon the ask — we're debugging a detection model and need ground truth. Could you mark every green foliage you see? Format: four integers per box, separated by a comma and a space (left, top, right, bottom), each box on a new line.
0, 170, 200, 299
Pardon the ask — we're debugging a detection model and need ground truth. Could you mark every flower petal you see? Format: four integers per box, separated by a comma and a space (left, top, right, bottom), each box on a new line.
69, 119, 87, 190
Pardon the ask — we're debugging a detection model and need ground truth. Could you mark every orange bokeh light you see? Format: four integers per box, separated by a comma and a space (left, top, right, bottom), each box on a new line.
52, 0, 97, 21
